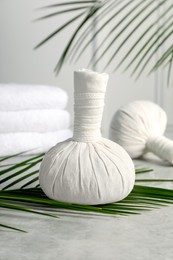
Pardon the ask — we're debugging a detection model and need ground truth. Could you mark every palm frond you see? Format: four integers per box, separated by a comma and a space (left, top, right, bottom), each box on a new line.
73, 0, 137, 64
35, 7, 91, 21
135, 168, 153, 174
0, 224, 27, 233
69, 0, 122, 63
136, 179, 173, 182
0, 151, 31, 162
116, 6, 173, 70
0, 153, 43, 176
0, 153, 152, 190
1, 153, 173, 233
1, 185, 173, 216
39, 1, 98, 9
167, 50, 173, 85
54, 4, 102, 74
0, 201, 58, 219
35, 0, 173, 83
92, 0, 159, 69
0, 154, 44, 191
1, 185, 173, 232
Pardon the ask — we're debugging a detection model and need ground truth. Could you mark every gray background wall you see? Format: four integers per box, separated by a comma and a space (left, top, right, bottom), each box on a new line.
0, 0, 172, 137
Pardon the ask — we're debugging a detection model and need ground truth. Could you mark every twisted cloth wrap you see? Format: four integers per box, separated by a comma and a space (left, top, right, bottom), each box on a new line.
110, 100, 173, 164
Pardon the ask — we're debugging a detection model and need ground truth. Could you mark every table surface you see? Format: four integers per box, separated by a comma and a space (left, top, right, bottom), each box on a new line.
1, 154, 173, 260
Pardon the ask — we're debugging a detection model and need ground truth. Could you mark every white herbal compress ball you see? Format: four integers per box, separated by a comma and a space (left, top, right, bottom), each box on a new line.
110, 100, 173, 164
39, 69, 135, 205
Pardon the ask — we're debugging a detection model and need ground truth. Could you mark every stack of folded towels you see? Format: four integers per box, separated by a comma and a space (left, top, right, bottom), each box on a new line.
0, 84, 72, 156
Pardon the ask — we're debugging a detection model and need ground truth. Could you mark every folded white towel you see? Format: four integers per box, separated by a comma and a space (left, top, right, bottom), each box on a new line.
0, 129, 73, 156
0, 84, 68, 111
0, 109, 71, 133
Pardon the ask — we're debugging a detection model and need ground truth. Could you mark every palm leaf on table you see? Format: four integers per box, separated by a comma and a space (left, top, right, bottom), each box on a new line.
1, 153, 173, 232
35, 0, 173, 84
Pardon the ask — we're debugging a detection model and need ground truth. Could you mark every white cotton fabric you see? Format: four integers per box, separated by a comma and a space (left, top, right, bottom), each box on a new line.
110, 100, 173, 164
0, 84, 68, 111
0, 129, 72, 156
39, 69, 135, 205
39, 138, 135, 205
146, 135, 173, 164
0, 109, 70, 133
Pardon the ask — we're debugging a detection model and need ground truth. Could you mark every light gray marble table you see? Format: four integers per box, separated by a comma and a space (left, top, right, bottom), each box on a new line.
1, 155, 173, 260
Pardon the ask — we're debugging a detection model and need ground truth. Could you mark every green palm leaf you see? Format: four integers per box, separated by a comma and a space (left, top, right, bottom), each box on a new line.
0, 224, 27, 233
69, 0, 122, 63
0, 152, 153, 190
40, 1, 98, 9
92, 0, 160, 69
35, 0, 173, 83
1, 153, 173, 233
1, 185, 173, 232
73, 0, 139, 64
